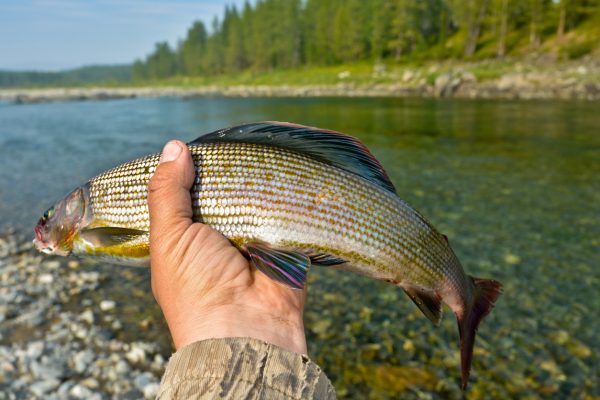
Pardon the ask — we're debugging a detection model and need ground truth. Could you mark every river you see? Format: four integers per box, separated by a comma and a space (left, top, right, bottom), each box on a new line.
0, 96, 598, 398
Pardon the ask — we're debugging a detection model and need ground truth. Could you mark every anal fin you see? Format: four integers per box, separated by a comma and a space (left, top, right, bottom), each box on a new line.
246, 242, 310, 290
402, 285, 442, 324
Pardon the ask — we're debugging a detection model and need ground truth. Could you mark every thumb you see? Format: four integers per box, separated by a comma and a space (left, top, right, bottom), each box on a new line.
148, 140, 195, 252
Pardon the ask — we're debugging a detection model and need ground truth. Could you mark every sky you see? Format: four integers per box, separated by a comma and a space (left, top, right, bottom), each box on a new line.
0, 0, 247, 71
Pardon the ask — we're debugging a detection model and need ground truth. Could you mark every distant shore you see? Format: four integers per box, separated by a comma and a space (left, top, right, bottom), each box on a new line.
2, 60, 599, 102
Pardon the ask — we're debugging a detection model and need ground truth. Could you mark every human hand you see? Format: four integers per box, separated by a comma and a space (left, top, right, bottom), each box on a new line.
148, 140, 307, 354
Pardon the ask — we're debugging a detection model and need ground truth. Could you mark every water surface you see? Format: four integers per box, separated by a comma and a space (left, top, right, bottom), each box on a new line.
0, 97, 598, 398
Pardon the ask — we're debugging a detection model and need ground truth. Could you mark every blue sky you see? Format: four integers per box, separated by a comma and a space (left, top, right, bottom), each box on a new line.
0, 0, 247, 71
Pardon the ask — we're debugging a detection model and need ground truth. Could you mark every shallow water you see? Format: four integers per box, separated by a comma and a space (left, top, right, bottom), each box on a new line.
1, 97, 598, 398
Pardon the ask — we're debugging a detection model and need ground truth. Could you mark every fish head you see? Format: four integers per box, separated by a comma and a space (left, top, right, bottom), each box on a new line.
33, 186, 91, 256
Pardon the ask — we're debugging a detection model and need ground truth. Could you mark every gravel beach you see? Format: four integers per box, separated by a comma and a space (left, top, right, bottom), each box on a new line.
0, 228, 169, 399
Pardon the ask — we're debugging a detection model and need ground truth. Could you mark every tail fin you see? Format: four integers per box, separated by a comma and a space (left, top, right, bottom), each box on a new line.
456, 277, 502, 390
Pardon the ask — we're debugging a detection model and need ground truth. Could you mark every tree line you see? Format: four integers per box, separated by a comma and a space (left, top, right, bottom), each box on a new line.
0, 65, 132, 88
133, 0, 598, 80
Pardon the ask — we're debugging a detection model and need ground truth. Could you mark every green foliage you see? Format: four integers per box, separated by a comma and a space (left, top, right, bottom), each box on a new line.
0, 65, 132, 88
3, 0, 598, 88
131, 0, 597, 81
562, 37, 596, 58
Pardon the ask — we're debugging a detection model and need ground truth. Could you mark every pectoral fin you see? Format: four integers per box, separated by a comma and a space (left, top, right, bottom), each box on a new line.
245, 242, 310, 290
402, 285, 442, 324
80, 227, 147, 247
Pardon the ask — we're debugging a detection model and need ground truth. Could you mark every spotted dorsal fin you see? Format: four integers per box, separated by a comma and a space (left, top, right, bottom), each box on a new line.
190, 122, 396, 194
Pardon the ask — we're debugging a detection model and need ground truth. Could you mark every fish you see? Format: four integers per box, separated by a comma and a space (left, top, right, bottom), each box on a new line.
33, 121, 501, 389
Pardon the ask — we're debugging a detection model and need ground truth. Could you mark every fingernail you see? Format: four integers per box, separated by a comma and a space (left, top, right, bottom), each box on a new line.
160, 141, 182, 164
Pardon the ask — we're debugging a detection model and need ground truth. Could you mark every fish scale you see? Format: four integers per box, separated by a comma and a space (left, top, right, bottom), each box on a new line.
88, 141, 451, 290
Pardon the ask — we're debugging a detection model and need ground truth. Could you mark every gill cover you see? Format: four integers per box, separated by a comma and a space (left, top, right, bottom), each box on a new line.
34, 186, 89, 255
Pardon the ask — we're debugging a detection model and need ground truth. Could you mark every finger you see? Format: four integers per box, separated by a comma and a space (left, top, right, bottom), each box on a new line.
148, 140, 195, 252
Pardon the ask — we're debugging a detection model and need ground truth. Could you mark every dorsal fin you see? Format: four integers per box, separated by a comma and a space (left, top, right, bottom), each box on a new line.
189, 122, 396, 193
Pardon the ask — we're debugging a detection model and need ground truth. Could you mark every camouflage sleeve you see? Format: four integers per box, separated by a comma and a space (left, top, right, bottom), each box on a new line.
157, 337, 336, 399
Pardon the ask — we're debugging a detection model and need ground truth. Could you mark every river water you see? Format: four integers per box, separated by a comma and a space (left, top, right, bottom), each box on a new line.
0, 97, 598, 398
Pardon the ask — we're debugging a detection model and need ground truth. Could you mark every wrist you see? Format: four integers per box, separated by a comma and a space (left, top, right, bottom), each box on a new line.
166, 302, 307, 354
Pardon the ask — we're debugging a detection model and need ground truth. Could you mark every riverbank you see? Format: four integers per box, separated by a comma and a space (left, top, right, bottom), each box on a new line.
0, 229, 168, 399
1, 59, 598, 102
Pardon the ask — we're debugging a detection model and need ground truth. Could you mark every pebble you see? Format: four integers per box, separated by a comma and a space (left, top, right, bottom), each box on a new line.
134, 371, 156, 391
79, 310, 94, 325
38, 273, 54, 284
69, 384, 95, 399
100, 300, 116, 311
115, 359, 130, 375
26, 341, 44, 359
0, 232, 172, 398
72, 350, 94, 374
125, 344, 146, 364
43, 260, 61, 270
30, 360, 66, 381
143, 382, 160, 399
112, 319, 123, 331
504, 253, 521, 265
29, 379, 60, 396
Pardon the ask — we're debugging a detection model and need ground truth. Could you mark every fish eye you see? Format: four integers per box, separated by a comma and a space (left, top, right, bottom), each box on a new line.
44, 207, 55, 220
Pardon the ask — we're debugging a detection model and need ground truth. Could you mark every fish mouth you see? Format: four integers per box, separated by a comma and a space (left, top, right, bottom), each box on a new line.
33, 224, 58, 254
33, 225, 46, 251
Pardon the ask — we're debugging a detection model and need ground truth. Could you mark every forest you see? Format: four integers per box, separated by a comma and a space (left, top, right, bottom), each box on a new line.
132, 0, 599, 80
0, 65, 132, 88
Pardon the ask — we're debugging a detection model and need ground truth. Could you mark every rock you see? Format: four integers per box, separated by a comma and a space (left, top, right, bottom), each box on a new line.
29, 379, 60, 396
138, 318, 153, 330
434, 73, 461, 97
338, 71, 351, 79
43, 260, 61, 270
30, 360, 66, 381
134, 371, 155, 389
111, 320, 123, 331
402, 70, 414, 82
69, 384, 95, 399
0, 238, 8, 258
81, 377, 100, 389
79, 310, 94, 325
26, 341, 45, 359
115, 359, 130, 375
68, 260, 79, 269
125, 344, 146, 364
151, 354, 165, 370
57, 380, 75, 397
567, 340, 591, 359
403, 339, 415, 353
71, 323, 89, 340
143, 382, 160, 399
551, 330, 570, 345
461, 71, 477, 83
72, 350, 94, 374
497, 73, 527, 91
38, 273, 54, 284
504, 253, 521, 265
99, 300, 116, 311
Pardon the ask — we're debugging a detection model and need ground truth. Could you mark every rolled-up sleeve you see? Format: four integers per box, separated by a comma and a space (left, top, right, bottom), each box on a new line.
157, 337, 336, 399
